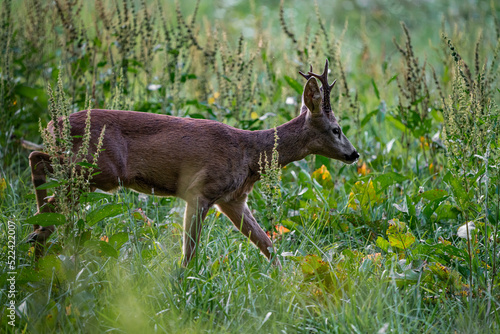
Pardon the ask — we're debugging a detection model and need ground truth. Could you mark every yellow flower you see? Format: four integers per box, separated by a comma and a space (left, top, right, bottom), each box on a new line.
357, 162, 370, 176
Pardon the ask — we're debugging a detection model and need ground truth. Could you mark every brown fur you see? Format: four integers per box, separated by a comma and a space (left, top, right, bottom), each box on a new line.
29, 75, 359, 268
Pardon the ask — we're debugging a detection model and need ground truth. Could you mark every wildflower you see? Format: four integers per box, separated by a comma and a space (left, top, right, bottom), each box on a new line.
285, 97, 296, 105
147, 84, 161, 91
457, 221, 475, 239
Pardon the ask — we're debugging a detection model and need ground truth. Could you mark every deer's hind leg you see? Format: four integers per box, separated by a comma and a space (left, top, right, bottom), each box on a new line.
27, 151, 56, 256
182, 197, 211, 267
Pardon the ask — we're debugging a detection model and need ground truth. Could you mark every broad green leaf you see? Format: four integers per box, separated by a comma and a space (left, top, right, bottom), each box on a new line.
86, 203, 125, 226
361, 110, 377, 128
386, 115, 407, 132
376, 237, 391, 252
423, 198, 445, 220
348, 180, 382, 212
420, 189, 448, 201
15, 85, 48, 106
388, 233, 416, 250
435, 204, 461, 221
36, 180, 65, 190
37, 255, 66, 280
298, 169, 312, 183
413, 242, 467, 262
284, 75, 303, 95
443, 172, 470, 202
386, 219, 416, 249
84, 240, 118, 258
109, 232, 129, 249
389, 268, 420, 284
26, 213, 66, 227
298, 254, 329, 276
373, 172, 408, 193
78, 230, 92, 245
142, 248, 156, 259
79, 192, 112, 204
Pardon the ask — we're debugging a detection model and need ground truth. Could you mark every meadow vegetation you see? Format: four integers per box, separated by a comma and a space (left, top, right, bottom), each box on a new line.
1, 0, 500, 332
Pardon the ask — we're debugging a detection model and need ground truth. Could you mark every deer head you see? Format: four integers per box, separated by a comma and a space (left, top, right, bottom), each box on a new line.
299, 59, 359, 164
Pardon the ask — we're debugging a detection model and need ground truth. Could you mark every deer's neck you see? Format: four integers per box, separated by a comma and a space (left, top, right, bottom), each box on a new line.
247, 113, 310, 173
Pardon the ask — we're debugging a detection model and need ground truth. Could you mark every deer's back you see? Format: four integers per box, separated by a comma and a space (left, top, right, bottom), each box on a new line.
66, 109, 254, 202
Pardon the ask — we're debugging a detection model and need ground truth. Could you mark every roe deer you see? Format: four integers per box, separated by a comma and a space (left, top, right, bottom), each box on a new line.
28, 59, 359, 267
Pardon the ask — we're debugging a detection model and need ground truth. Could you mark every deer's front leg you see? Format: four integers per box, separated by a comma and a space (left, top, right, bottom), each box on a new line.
28, 151, 56, 257
182, 198, 210, 267
217, 198, 281, 269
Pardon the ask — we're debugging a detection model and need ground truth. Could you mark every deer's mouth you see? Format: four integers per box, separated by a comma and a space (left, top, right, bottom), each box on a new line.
343, 151, 360, 164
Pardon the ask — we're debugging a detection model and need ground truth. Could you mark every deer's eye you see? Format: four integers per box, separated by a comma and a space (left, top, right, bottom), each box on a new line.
332, 128, 341, 136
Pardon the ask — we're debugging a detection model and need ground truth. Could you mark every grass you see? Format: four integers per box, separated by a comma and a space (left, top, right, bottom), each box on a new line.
1, 0, 500, 332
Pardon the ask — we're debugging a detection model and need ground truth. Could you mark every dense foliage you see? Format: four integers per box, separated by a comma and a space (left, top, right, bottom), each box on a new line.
1, 0, 499, 332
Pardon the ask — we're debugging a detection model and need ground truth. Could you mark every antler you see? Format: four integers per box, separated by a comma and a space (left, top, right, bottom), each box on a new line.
299, 59, 337, 113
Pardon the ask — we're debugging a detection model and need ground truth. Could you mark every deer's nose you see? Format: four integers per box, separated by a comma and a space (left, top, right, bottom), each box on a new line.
346, 151, 359, 162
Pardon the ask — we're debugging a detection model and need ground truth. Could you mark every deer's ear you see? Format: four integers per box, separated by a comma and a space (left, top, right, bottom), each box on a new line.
302, 77, 322, 114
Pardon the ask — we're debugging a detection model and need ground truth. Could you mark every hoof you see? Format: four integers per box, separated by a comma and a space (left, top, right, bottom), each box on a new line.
25, 232, 39, 243
25, 226, 53, 244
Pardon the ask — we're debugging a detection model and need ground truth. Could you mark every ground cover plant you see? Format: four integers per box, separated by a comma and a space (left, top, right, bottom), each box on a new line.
1, 0, 500, 332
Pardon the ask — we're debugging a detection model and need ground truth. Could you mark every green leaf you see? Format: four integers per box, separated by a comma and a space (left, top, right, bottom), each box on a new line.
371, 79, 380, 100
36, 180, 65, 190
79, 192, 112, 204
84, 240, 118, 258
423, 198, 443, 220
109, 232, 129, 249
78, 230, 92, 245
388, 233, 416, 250
374, 172, 408, 193
15, 85, 48, 106
435, 204, 461, 221
348, 180, 382, 212
284, 75, 303, 95
141, 248, 156, 260
386, 219, 416, 249
390, 268, 420, 284
37, 255, 66, 280
376, 236, 391, 252
386, 115, 407, 132
297, 254, 329, 276
361, 110, 378, 127
420, 189, 448, 201
406, 195, 416, 217
443, 172, 470, 202
86, 203, 125, 226
76, 161, 99, 169
387, 74, 398, 85
26, 213, 66, 227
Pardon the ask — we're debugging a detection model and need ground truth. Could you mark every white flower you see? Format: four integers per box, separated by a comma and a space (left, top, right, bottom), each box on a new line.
285, 97, 297, 105
138, 193, 148, 203
281, 251, 295, 257
457, 221, 475, 239
147, 84, 162, 91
